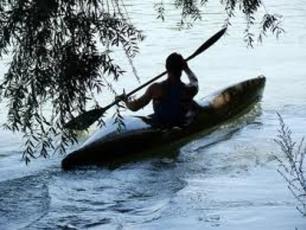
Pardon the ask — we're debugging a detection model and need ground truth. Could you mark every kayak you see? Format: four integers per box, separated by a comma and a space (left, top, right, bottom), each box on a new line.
62, 76, 266, 170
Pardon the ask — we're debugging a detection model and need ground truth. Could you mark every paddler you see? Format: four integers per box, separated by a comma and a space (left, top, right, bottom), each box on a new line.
120, 53, 199, 127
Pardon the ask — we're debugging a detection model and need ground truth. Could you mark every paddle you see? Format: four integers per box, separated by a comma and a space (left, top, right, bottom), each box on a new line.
64, 27, 227, 130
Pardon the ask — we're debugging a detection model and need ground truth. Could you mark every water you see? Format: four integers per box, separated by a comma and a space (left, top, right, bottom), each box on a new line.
1, 0, 306, 229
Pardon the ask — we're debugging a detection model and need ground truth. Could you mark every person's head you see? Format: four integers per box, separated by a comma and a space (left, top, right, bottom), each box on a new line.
165, 52, 184, 78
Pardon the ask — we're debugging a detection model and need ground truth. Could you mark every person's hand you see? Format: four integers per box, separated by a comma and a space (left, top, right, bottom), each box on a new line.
115, 90, 128, 103
181, 58, 188, 71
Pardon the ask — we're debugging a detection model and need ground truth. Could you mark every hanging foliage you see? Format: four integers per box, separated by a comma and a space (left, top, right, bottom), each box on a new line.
155, 0, 284, 46
0, 0, 144, 162
0, 0, 283, 162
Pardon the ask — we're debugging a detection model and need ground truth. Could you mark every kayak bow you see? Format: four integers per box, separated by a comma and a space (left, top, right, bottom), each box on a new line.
62, 76, 266, 170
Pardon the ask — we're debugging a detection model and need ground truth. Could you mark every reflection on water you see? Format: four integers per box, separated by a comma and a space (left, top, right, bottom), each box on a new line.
1, 0, 306, 229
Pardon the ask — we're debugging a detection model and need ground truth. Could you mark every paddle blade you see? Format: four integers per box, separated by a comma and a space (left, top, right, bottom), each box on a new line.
64, 108, 105, 130
186, 27, 227, 61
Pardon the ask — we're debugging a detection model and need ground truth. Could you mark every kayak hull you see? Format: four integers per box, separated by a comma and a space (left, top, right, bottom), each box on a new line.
62, 76, 266, 170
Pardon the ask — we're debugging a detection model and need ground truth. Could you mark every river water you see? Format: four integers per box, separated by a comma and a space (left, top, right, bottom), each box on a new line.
0, 0, 306, 229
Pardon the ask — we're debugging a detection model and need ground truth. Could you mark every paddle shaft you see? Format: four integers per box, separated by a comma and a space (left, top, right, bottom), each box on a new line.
64, 27, 227, 130
102, 27, 227, 110
103, 69, 167, 111
122, 52, 197, 97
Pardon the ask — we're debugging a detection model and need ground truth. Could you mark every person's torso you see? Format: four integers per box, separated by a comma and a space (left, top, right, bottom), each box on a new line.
151, 80, 193, 127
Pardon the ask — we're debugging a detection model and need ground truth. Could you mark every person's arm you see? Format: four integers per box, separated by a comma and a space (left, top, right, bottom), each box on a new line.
183, 62, 199, 97
122, 85, 154, 111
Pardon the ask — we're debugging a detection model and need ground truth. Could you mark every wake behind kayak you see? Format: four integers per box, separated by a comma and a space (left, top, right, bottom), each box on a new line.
62, 76, 266, 170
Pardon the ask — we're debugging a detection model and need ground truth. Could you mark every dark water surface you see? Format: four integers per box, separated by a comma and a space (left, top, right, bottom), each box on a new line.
1, 0, 306, 229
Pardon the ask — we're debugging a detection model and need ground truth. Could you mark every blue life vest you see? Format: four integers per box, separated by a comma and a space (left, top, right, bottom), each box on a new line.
152, 81, 187, 127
